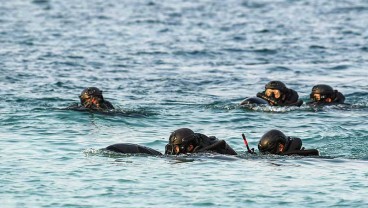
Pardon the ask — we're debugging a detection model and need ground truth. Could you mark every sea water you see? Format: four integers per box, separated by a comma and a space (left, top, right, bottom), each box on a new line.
0, 0, 367, 207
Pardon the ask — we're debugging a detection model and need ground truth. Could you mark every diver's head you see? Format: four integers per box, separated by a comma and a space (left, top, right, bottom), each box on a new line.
258, 129, 287, 154
310, 84, 335, 102
79, 87, 104, 107
165, 128, 197, 155
265, 81, 288, 99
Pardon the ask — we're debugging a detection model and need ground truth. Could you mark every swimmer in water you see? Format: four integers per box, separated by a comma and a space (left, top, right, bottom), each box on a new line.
67, 87, 114, 111
307, 84, 345, 106
164, 128, 237, 155
256, 81, 303, 107
257, 129, 319, 156
105, 128, 237, 156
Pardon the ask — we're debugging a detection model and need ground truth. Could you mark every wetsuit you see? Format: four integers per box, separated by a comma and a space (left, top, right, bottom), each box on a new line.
307, 91, 345, 106
67, 100, 114, 111
93, 100, 114, 110
190, 133, 238, 155
105, 135, 237, 156
240, 97, 269, 105
106, 143, 162, 155
164, 133, 238, 156
334, 91, 346, 104
281, 137, 319, 156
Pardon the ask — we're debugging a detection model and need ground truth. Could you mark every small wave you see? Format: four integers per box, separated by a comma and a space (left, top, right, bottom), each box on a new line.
206, 100, 337, 113
32, 0, 49, 3
60, 105, 158, 117
83, 148, 102, 156
255, 29, 271, 33
85, 148, 368, 162
240, 105, 303, 112
112, 107, 158, 117
308, 103, 368, 111
267, 66, 292, 72
133, 51, 168, 56
173, 153, 239, 161
330, 6, 368, 14
252, 48, 278, 55
240, 103, 367, 112
173, 50, 220, 57
84, 148, 161, 158
241, 1, 267, 9
85, 148, 238, 162
309, 45, 326, 49
204, 101, 239, 111
327, 65, 350, 70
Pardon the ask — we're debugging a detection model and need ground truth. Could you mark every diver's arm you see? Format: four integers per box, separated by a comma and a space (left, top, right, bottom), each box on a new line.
197, 140, 237, 155
103, 101, 115, 109
106, 143, 162, 155
256, 92, 279, 106
282, 89, 303, 106
281, 149, 319, 156
333, 91, 345, 104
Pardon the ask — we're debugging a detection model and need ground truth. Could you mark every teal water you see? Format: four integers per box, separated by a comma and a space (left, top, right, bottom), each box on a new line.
1, 0, 368, 207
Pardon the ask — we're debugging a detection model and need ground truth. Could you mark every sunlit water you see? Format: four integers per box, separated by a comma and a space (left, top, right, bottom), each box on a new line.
1, 0, 367, 207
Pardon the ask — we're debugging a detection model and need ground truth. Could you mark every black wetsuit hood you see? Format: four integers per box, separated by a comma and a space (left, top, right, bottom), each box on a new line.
281, 137, 319, 156
258, 129, 287, 154
165, 128, 237, 155
258, 129, 319, 156
77, 87, 115, 110
308, 84, 345, 105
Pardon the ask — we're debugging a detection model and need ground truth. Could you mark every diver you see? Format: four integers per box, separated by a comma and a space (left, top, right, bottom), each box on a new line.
105, 128, 237, 156
105, 129, 318, 157
307, 84, 345, 106
67, 87, 114, 111
257, 129, 319, 156
164, 128, 237, 155
255, 81, 303, 107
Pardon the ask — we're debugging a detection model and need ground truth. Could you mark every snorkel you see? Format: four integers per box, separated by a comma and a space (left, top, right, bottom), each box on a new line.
242, 133, 255, 154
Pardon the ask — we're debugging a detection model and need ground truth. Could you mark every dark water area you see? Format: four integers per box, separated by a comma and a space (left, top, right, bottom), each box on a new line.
1, 0, 367, 207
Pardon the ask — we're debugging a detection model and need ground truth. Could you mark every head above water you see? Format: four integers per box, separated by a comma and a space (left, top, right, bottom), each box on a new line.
79, 87, 104, 107
310, 84, 335, 102
264, 81, 288, 99
165, 128, 197, 155
258, 129, 287, 154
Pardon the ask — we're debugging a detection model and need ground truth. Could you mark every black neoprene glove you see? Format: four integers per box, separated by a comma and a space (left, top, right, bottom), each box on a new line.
256, 92, 279, 106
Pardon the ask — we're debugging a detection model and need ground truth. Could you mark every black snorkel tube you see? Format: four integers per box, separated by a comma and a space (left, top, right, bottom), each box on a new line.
242, 133, 255, 154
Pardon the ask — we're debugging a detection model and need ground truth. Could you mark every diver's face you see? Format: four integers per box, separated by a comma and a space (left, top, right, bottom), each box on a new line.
311, 93, 333, 103
171, 144, 194, 154
277, 143, 285, 153
174, 145, 181, 154
311, 93, 321, 101
81, 96, 102, 107
265, 89, 281, 99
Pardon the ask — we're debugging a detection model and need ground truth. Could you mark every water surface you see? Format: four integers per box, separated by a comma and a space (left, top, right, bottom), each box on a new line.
1, 0, 367, 207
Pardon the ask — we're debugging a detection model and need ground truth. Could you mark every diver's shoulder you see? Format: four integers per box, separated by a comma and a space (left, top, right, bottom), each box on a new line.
102, 100, 115, 109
